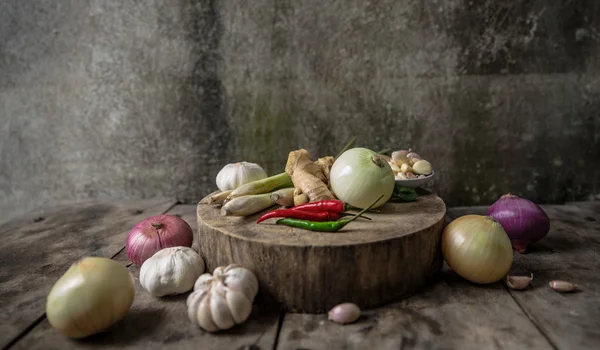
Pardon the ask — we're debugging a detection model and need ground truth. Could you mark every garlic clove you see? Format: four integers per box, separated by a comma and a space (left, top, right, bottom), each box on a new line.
400, 163, 412, 174
412, 160, 432, 175
328, 303, 361, 325
210, 292, 235, 330
194, 273, 214, 291
391, 150, 409, 165
225, 267, 259, 300
407, 152, 421, 160
549, 280, 578, 293
395, 172, 407, 180
405, 172, 417, 179
187, 290, 207, 323
198, 297, 219, 333
504, 273, 533, 290
226, 290, 253, 324
388, 161, 402, 173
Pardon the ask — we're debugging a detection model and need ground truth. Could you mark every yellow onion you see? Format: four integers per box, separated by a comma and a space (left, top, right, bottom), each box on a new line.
442, 215, 513, 284
46, 257, 136, 338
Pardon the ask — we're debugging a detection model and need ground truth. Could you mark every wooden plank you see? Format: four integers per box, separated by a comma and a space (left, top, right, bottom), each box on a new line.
15, 204, 282, 349
277, 264, 553, 349
448, 204, 600, 350
0, 198, 176, 349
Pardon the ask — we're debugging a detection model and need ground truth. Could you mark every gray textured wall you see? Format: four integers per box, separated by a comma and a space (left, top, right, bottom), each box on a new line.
1, 0, 599, 218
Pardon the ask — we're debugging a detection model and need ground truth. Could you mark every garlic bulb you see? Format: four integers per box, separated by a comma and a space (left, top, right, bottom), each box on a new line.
187, 264, 259, 332
216, 162, 268, 192
140, 247, 205, 297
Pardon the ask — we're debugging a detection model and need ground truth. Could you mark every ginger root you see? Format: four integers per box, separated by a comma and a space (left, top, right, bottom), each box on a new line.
285, 149, 336, 206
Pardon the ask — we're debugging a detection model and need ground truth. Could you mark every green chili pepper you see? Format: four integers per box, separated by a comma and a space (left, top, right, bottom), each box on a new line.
275, 194, 384, 232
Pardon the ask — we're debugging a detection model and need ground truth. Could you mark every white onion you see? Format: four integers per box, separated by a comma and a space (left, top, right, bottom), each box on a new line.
329, 147, 395, 209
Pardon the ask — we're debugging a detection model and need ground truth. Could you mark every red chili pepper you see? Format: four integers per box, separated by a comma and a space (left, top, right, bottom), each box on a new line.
289, 200, 360, 213
257, 209, 340, 224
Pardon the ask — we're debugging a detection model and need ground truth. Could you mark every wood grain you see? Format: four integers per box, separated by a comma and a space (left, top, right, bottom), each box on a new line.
14, 204, 282, 349
448, 203, 600, 350
277, 266, 553, 350
197, 193, 447, 313
0, 198, 175, 349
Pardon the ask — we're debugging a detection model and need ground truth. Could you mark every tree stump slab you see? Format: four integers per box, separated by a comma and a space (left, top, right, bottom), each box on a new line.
197, 193, 446, 313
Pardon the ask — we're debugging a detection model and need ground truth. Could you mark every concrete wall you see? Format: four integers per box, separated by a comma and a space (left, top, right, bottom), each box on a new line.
1, 0, 599, 218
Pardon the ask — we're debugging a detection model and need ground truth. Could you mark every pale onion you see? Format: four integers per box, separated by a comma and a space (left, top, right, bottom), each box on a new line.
216, 162, 267, 192
46, 257, 135, 339
442, 215, 513, 284
329, 147, 395, 209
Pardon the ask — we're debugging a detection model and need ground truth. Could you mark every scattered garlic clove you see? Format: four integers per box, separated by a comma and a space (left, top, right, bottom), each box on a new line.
328, 303, 361, 325
405, 172, 417, 179
412, 160, 432, 175
549, 280, 578, 293
391, 150, 409, 165
504, 273, 533, 290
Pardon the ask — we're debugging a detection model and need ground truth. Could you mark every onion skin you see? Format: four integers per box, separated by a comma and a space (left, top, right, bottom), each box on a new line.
487, 194, 550, 253
442, 215, 513, 284
46, 257, 135, 339
126, 214, 194, 266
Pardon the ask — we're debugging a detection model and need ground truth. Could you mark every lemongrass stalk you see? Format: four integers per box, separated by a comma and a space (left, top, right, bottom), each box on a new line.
209, 190, 232, 205
220, 193, 275, 216
199, 190, 221, 204
270, 187, 295, 207
227, 172, 293, 200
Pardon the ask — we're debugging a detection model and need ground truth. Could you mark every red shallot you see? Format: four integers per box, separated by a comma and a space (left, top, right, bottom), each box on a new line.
126, 214, 193, 266
487, 194, 550, 253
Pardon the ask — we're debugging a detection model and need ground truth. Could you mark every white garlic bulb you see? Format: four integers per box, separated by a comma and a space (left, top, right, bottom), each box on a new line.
186, 264, 259, 332
139, 246, 205, 297
215, 162, 267, 192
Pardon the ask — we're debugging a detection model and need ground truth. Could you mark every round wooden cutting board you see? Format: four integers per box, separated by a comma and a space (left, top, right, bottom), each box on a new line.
197, 192, 446, 313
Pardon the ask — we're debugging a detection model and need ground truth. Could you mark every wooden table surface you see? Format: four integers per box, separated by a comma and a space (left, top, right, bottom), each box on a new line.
0, 197, 598, 350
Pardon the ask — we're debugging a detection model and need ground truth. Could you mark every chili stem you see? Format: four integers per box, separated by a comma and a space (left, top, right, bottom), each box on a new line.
339, 212, 371, 220
340, 194, 384, 227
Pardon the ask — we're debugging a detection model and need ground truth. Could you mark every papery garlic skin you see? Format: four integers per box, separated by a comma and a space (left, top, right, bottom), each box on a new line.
140, 247, 205, 297
216, 162, 268, 192
187, 264, 259, 332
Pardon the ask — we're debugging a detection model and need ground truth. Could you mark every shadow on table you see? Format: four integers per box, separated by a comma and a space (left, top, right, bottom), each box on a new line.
77, 307, 166, 346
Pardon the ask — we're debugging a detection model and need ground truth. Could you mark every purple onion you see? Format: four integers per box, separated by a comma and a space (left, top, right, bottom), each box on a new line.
487, 194, 550, 253
126, 214, 193, 266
